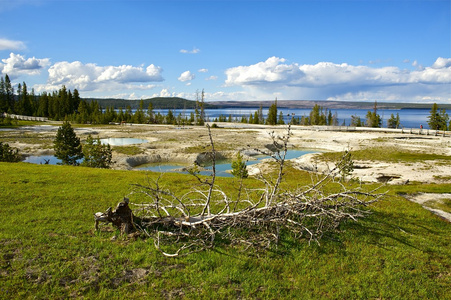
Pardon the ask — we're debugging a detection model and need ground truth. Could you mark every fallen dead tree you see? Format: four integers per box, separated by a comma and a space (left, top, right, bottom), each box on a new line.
95, 125, 385, 256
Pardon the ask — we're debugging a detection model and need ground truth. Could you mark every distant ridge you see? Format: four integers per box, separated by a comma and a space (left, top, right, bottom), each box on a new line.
84, 97, 217, 109
211, 100, 451, 110
84, 97, 450, 110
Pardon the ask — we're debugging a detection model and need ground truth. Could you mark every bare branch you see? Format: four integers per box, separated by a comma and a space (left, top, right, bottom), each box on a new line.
94, 126, 385, 256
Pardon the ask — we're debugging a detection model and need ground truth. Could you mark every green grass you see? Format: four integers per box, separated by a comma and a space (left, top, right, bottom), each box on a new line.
434, 175, 451, 182
182, 142, 234, 153
0, 120, 43, 127
112, 145, 144, 156
423, 199, 451, 214
0, 132, 54, 149
321, 146, 451, 163
1, 162, 450, 299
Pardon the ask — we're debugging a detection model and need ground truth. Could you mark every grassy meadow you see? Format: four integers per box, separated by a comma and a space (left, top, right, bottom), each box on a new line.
1, 161, 451, 299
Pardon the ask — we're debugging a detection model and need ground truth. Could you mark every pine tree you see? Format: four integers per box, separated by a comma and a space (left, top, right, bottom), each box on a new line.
387, 113, 400, 129
16, 83, 22, 114
21, 82, 32, 116
309, 104, 321, 125
147, 102, 154, 123
258, 105, 264, 124
4, 75, 14, 113
428, 103, 449, 130
200, 89, 206, 125
439, 109, 449, 130
73, 89, 81, 113
133, 100, 145, 124
231, 152, 248, 179
166, 109, 175, 124
266, 99, 278, 125
253, 111, 259, 124
278, 111, 285, 125
54, 121, 83, 165
365, 101, 381, 128
350, 115, 363, 127
0, 76, 7, 113
327, 110, 333, 125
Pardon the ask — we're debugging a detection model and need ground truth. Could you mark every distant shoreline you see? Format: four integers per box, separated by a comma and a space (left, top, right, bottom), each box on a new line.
210, 100, 450, 110
85, 97, 451, 110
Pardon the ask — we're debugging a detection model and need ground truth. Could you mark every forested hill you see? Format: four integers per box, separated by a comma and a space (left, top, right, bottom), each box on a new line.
84, 97, 217, 109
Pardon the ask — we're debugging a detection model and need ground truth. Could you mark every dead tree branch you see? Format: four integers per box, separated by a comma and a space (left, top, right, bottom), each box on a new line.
94, 126, 386, 256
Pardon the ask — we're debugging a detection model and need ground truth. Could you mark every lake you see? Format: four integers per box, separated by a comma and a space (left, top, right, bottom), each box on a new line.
152, 108, 431, 129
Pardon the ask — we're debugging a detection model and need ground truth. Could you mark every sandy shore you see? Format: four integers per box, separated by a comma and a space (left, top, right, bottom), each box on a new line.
3, 122, 451, 184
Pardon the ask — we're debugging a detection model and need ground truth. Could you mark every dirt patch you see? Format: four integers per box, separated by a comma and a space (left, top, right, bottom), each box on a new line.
402, 193, 451, 222
111, 268, 151, 288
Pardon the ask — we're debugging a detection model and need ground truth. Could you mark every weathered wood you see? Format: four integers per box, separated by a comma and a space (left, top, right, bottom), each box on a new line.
94, 126, 385, 257
94, 198, 135, 234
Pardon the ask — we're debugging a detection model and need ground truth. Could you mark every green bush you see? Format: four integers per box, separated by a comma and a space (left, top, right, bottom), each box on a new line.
0, 142, 20, 162
231, 151, 248, 178
81, 134, 113, 168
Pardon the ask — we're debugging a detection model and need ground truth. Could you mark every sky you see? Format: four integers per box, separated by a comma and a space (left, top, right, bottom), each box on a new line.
0, 0, 450, 103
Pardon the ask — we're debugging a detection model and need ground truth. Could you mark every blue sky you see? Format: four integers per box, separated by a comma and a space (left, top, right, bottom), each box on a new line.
0, 0, 450, 103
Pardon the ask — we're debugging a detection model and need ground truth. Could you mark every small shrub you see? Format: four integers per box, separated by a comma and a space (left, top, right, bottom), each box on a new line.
231, 152, 248, 178
0, 142, 20, 162
81, 134, 113, 168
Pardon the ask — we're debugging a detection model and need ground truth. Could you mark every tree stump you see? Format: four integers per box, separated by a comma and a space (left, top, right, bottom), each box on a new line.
94, 198, 135, 234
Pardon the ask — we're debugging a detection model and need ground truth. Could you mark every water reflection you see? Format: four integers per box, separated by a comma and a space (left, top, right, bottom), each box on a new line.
136, 150, 316, 177
23, 155, 61, 165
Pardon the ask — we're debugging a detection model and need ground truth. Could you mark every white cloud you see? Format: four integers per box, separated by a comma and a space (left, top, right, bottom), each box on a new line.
0, 53, 50, 77
432, 57, 451, 69
0, 39, 26, 51
34, 60, 163, 93
155, 89, 173, 97
206, 90, 250, 101
96, 64, 162, 83
198, 68, 208, 73
178, 70, 195, 82
225, 57, 304, 86
180, 47, 200, 54
206, 75, 218, 81
224, 56, 451, 102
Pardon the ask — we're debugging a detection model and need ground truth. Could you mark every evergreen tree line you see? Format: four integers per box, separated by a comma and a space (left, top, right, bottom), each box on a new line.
347, 101, 449, 130
212, 101, 285, 125
1, 75, 449, 129
0, 75, 210, 125
0, 74, 81, 120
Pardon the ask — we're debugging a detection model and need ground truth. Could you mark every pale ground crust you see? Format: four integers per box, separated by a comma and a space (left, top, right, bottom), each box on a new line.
8, 122, 451, 185
7, 123, 451, 221
402, 193, 451, 222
